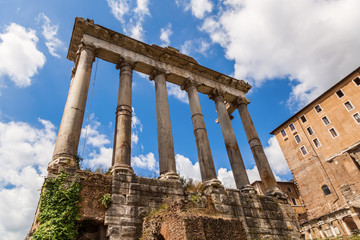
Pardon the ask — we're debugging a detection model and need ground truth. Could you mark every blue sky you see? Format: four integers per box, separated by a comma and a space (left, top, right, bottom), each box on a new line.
0, 0, 360, 238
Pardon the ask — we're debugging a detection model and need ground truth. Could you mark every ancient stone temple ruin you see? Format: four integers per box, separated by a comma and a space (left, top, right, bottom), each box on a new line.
27, 17, 301, 239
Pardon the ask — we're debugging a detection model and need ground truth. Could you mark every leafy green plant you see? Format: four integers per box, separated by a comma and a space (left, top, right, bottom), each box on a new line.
32, 171, 81, 240
101, 193, 113, 208
191, 194, 201, 204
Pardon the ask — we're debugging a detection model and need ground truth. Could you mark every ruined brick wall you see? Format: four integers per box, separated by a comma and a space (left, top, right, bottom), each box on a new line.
28, 169, 300, 239
77, 171, 112, 222
160, 214, 247, 240
26, 169, 112, 239
141, 187, 300, 240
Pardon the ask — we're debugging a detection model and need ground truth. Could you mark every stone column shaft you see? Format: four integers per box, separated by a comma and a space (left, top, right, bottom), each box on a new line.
51, 44, 95, 168
184, 82, 218, 182
211, 92, 249, 189
112, 61, 134, 173
151, 70, 178, 180
237, 100, 279, 194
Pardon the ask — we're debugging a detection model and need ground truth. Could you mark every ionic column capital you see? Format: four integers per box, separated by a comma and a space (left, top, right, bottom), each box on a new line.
208, 88, 225, 101
116, 57, 136, 70
76, 41, 97, 61
149, 67, 169, 81
181, 78, 200, 91
233, 97, 250, 107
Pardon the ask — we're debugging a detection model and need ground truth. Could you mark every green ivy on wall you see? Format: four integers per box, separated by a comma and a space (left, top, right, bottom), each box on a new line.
32, 171, 81, 240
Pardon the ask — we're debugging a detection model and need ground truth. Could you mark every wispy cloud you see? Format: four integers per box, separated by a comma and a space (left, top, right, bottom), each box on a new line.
0, 23, 45, 88
36, 13, 64, 58
180, 38, 211, 57
160, 23, 173, 47
131, 108, 143, 146
167, 82, 189, 104
106, 0, 151, 41
176, 0, 213, 19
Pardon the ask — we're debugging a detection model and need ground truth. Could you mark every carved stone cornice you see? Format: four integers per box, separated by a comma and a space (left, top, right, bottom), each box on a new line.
67, 18, 251, 97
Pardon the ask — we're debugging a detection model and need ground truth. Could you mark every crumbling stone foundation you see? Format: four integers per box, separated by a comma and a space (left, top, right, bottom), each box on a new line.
27, 169, 300, 239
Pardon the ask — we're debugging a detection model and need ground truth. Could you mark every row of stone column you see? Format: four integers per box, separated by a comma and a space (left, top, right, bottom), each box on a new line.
50, 43, 279, 194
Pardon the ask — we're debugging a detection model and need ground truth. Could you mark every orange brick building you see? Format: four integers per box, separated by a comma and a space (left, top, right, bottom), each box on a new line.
271, 67, 360, 239
251, 180, 308, 223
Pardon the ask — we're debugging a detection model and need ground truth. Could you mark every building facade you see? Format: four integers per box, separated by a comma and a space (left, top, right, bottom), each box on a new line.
271, 67, 360, 239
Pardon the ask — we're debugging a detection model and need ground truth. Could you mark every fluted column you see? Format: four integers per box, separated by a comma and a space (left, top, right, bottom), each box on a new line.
150, 69, 179, 180
50, 43, 96, 168
182, 79, 222, 187
235, 97, 280, 194
210, 90, 250, 189
112, 60, 135, 173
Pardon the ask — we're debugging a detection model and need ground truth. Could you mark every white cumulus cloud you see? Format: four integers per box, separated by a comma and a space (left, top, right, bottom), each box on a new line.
106, 0, 151, 40
200, 0, 360, 109
264, 136, 290, 176
189, 0, 213, 19
0, 23, 45, 88
0, 119, 56, 240
160, 23, 173, 47
217, 167, 236, 188
132, 152, 157, 171
36, 13, 64, 58
175, 154, 201, 181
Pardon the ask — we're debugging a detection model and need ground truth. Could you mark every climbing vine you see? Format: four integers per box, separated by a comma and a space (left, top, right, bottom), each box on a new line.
32, 171, 82, 240
101, 193, 113, 208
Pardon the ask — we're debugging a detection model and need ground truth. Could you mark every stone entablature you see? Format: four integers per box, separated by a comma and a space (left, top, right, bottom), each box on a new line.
68, 17, 251, 103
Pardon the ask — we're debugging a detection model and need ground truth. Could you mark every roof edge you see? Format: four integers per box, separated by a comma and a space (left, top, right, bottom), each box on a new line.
270, 66, 360, 135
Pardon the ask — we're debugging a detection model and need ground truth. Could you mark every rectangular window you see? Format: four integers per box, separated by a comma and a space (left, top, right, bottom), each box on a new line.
353, 113, 360, 124
336, 89, 344, 98
281, 129, 287, 137
344, 101, 354, 111
313, 138, 321, 148
322, 116, 330, 125
294, 134, 301, 143
314, 104, 322, 113
291, 197, 297, 206
329, 128, 338, 138
300, 115, 307, 123
289, 123, 296, 131
306, 126, 314, 135
300, 146, 308, 155
354, 77, 360, 86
